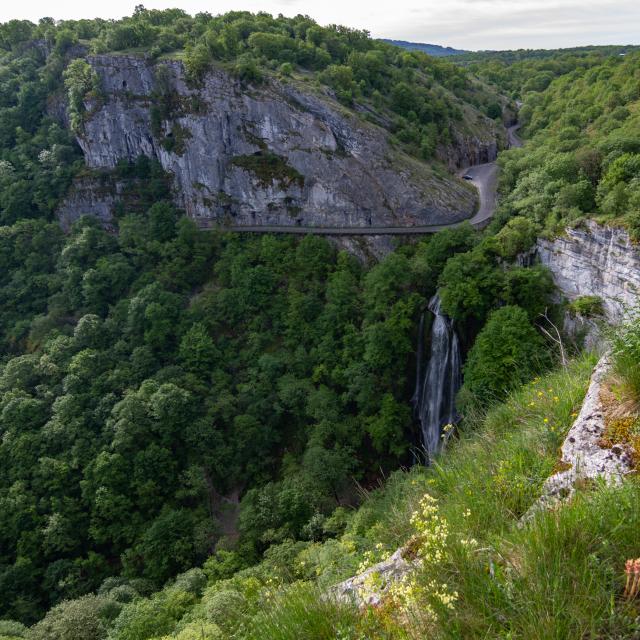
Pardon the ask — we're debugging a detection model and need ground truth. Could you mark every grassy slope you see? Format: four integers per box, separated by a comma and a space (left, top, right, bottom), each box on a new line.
80, 352, 640, 639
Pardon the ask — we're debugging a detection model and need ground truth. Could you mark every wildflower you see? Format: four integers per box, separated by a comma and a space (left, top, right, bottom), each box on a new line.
537, 391, 544, 397
553, 396, 559, 402
543, 418, 549, 423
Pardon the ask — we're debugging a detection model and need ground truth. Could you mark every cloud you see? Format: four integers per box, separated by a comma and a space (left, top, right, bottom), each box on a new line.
377, 0, 640, 49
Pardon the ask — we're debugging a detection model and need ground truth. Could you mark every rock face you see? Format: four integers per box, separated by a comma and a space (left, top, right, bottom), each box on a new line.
562, 312, 603, 353
57, 177, 123, 232
524, 356, 633, 519
61, 54, 494, 229
437, 125, 499, 171
333, 548, 416, 607
537, 221, 640, 323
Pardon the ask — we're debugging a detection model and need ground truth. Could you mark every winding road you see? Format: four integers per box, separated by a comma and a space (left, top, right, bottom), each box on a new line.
200, 123, 523, 236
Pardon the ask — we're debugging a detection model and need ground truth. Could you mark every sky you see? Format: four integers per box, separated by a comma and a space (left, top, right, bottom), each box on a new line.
0, 0, 638, 51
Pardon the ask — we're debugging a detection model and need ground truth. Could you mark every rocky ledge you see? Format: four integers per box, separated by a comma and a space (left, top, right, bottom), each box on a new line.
332, 547, 417, 607
524, 356, 633, 520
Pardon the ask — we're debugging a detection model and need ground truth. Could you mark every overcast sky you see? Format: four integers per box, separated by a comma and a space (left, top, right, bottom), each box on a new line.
0, 0, 638, 50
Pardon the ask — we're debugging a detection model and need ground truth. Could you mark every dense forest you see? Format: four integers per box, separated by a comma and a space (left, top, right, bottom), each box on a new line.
1, 8, 640, 640
0, 10, 544, 625
498, 52, 640, 237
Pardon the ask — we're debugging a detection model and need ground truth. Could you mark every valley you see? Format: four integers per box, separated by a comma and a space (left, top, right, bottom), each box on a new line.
0, 8, 639, 640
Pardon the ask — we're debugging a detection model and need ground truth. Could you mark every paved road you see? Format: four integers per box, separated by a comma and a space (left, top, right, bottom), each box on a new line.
456, 123, 523, 228
199, 122, 523, 236
508, 123, 523, 149
198, 219, 470, 235
459, 162, 498, 228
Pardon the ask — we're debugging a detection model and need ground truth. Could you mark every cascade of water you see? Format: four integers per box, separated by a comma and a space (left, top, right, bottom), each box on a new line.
414, 293, 462, 457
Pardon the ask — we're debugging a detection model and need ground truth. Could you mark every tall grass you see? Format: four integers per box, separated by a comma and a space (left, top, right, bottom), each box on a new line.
398, 353, 640, 639
612, 310, 640, 400
429, 354, 596, 537
242, 583, 362, 640
434, 482, 640, 639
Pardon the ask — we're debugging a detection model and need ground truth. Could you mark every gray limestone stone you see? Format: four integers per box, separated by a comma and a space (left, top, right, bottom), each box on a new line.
523, 356, 633, 520
58, 54, 499, 230
537, 221, 640, 324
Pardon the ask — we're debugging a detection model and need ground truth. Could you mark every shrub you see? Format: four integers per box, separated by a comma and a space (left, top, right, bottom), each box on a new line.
242, 583, 360, 640
106, 590, 194, 640
63, 60, 101, 133
231, 153, 304, 189
489, 216, 538, 259
568, 295, 604, 318
157, 622, 222, 639
201, 589, 246, 632
0, 620, 27, 638
28, 596, 113, 640
172, 569, 207, 596
461, 305, 549, 406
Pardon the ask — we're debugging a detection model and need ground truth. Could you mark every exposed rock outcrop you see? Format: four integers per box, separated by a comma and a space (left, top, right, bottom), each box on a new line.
523, 356, 633, 520
437, 125, 500, 171
537, 221, 640, 323
333, 548, 416, 607
57, 177, 120, 232
59, 53, 498, 230
562, 313, 603, 354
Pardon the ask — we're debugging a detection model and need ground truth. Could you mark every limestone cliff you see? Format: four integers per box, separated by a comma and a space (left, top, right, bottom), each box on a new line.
436, 103, 502, 170
523, 355, 632, 520
60, 54, 499, 230
537, 221, 640, 323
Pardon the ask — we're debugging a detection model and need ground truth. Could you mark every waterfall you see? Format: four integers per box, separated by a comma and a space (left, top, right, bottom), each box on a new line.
413, 294, 462, 457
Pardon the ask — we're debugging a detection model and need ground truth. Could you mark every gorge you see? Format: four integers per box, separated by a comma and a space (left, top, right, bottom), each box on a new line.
1, 9, 640, 638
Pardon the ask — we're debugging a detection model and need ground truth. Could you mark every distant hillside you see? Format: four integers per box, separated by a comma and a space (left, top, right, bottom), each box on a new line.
383, 39, 468, 57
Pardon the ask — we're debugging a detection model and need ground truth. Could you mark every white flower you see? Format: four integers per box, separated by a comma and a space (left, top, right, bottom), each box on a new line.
0, 159, 15, 179
38, 149, 55, 165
